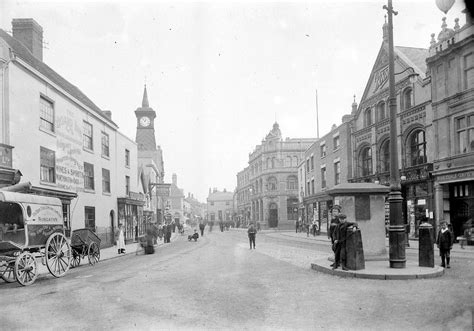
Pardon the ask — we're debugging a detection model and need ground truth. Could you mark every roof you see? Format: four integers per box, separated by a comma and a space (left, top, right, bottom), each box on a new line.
0, 191, 62, 206
395, 46, 429, 77
0, 29, 117, 127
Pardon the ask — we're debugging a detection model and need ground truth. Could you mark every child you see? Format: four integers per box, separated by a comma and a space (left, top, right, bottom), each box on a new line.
436, 221, 453, 268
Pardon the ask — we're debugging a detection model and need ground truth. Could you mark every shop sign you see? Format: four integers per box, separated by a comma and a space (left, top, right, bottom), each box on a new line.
437, 170, 474, 183
129, 191, 145, 201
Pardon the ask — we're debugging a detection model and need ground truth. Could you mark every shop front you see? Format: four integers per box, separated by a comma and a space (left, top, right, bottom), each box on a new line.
434, 170, 474, 240
117, 192, 146, 243
303, 193, 331, 235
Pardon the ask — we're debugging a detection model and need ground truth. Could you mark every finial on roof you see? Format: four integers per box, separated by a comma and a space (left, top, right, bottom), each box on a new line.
454, 18, 460, 31
437, 17, 455, 42
382, 15, 389, 42
430, 33, 436, 46
351, 95, 358, 114
142, 84, 149, 108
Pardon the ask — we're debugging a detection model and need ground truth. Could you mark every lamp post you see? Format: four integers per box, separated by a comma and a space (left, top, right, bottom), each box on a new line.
383, 0, 405, 268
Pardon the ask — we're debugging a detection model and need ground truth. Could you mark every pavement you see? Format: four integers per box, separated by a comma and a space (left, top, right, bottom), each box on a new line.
234, 227, 474, 280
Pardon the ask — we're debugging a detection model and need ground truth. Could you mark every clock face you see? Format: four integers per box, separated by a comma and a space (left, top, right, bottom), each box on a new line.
140, 116, 151, 127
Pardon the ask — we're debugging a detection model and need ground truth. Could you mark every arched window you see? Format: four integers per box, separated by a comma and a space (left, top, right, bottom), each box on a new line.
267, 158, 271, 169
287, 176, 298, 190
359, 146, 372, 177
364, 108, 372, 127
407, 129, 426, 166
402, 87, 413, 110
267, 177, 278, 191
286, 156, 292, 167
293, 156, 298, 167
379, 140, 390, 173
377, 101, 386, 122
271, 157, 276, 168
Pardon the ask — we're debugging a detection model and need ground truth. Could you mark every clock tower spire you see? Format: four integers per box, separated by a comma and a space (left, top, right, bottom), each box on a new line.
135, 85, 157, 151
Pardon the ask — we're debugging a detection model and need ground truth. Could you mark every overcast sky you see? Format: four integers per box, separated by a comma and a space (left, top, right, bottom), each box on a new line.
1, 0, 467, 201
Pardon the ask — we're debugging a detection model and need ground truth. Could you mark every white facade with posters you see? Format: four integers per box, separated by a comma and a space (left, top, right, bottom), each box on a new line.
0, 19, 141, 247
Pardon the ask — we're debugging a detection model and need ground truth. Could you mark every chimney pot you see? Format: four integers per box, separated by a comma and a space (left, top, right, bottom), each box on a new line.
12, 18, 43, 61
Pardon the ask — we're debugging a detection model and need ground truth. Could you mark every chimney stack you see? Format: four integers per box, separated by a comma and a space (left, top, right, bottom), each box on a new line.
12, 18, 43, 61
102, 110, 112, 120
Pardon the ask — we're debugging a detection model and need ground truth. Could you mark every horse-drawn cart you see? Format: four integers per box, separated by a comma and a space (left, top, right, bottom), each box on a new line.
70, 228, 101, 267
0, 191, 71, 286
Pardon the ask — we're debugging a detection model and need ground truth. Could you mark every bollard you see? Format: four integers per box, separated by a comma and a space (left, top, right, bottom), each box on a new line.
344, 228, 365, 270
419, 222, 434, 267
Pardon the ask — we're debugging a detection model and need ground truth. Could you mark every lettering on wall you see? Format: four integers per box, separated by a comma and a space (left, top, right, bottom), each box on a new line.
55, 109, 84, 192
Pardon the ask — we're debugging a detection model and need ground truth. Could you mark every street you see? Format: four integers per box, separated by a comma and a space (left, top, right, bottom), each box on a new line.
1, 229, 473, 330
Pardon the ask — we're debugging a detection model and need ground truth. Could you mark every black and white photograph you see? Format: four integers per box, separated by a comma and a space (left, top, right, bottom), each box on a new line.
0, 0, 473, 329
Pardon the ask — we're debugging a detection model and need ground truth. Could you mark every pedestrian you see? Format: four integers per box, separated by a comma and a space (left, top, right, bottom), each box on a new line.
295, 218, 300, 233
116, 223, 126, 254
329, 205, 342, 244
436, 221, 453, 268
248, 223, 257, 249
199, 222, 205, 236
312, 219, 318, 236
461, 221, 472, 249
332, 214, 358, 270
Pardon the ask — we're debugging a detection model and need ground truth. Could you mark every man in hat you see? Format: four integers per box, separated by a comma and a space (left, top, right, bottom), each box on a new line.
329, 205, 342, 245
436, 221, 453, 268
332, 214, 358, 270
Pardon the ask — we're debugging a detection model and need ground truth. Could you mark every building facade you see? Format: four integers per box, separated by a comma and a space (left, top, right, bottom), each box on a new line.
0, 19, 143, 247
236, 123, 316, 229
427, 12, 474, 238
349, 22, 434, 237
207, 188, 234, 225
301, 116, 352, 233
169, 173, 185, 226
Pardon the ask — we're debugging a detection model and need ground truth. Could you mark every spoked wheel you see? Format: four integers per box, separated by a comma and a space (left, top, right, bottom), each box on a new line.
45, 232, 71, 278
87, 242, 100, 265
70, 250, 81, 268
0, 260, 16, 283
14, 252, 38, 286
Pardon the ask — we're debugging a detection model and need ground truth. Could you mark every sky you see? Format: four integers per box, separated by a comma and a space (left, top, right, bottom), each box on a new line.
1, 0, 467, 202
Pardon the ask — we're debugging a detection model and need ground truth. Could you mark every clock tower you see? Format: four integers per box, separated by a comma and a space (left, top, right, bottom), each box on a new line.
135, 85, 157, 151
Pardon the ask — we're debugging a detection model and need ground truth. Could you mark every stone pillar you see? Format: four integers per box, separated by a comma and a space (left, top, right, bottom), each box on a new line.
434, 183, 443, 230
419, 222, 434, 267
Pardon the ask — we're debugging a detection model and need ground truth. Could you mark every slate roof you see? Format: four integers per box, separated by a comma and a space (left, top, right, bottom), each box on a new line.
395, 46, 429, 77
0, 29, 117, 127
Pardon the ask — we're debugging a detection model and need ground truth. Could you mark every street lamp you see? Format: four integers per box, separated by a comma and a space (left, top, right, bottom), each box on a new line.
383, 0, 406, 268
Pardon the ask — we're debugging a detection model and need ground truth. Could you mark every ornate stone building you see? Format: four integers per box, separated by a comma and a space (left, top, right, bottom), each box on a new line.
350, 21, 434, 237
427, 12, 474, 238
236, 123, 316, 229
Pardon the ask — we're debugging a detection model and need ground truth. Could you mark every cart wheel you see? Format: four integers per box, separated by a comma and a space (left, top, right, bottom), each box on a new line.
45, 232, 71, 278
71, 251, 81, 268
87, 242, 100, 265
0, 261, 16, 283
14, 252, 38, 286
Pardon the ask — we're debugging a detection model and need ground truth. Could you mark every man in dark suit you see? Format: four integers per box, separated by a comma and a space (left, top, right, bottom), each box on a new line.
436, 221, 453, 268
332, 214, 358, 270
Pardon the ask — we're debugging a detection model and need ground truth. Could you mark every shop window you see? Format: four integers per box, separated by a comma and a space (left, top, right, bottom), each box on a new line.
407, 130, 427, 166
83, 121, 93, 150
456, 114, 474, 154
40, 96, 55, 132
84, 162, 94, 190
379, 140, 390, 172
40, 146, 55, 183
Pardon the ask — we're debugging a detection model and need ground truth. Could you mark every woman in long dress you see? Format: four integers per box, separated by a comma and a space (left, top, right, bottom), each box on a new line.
117, 224, 126, 254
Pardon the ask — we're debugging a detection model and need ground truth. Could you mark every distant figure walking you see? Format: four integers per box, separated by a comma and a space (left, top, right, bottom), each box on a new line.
436, 221, 453, 268
199, 222, 206, 236
116, 224, 126, 254
248, 223, 257, 249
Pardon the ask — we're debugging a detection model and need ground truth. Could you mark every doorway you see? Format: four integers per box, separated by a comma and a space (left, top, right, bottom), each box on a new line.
110, 210, 115, 245
269, 203, 278, 228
